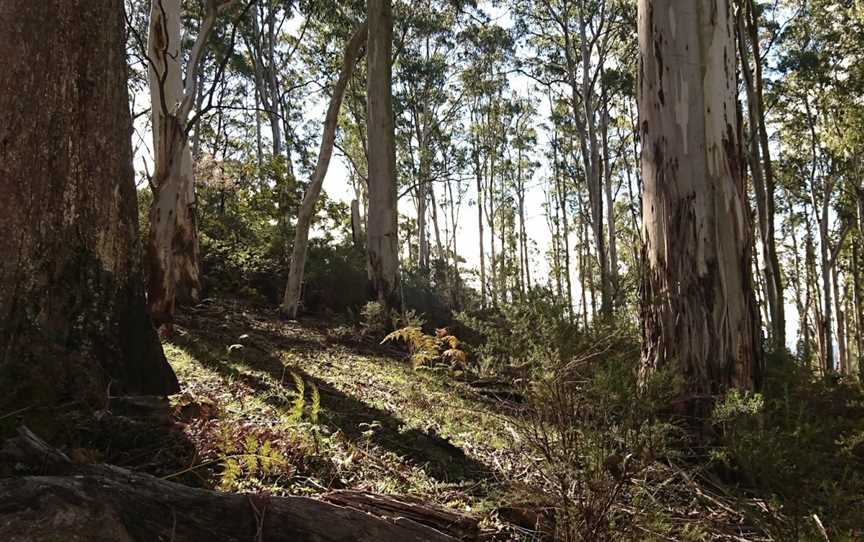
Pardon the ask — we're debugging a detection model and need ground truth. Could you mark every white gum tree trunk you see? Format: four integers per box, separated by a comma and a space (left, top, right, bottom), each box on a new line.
281, 22, 369, 318
146, 0, 230, 323
638, 0, 761, 406
366, 0, 401, 312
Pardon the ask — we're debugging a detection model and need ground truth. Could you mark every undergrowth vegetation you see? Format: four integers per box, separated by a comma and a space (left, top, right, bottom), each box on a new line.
22, 288, 859, 540
145, 294, 863, 540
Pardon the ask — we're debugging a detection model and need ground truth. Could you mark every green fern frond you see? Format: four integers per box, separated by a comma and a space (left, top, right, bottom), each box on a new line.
289, 372, 305, 422
309, 382, 321, 425
220, 457, 241, 490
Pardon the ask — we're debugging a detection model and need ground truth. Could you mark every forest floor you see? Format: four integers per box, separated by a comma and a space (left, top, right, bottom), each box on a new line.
8, 298, 806, 541
159, 298, 530, 539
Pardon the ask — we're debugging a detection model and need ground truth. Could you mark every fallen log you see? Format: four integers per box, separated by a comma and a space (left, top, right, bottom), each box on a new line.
0, 427, 465, 542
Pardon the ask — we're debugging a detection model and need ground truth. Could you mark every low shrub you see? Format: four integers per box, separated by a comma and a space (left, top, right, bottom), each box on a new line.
711, 353, 864, 539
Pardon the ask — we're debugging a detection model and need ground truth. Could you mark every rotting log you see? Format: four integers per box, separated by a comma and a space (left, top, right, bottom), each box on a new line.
0, 428, 468, 542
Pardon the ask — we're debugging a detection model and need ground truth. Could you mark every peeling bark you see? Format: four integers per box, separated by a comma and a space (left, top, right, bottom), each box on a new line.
0, 0, 179, 407
638, 0, 761, 408
146, 0, 232, 323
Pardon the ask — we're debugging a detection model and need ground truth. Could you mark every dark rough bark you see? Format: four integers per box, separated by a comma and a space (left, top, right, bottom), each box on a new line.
323, 490, 480, 540
0, 428, 465, 542
0, 0, 179, 409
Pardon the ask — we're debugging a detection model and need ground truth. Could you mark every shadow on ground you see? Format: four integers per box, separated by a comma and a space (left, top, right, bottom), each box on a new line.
171, 304, 491, 484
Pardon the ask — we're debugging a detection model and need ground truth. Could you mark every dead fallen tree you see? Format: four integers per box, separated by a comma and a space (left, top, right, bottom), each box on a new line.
0, 427, 479, 542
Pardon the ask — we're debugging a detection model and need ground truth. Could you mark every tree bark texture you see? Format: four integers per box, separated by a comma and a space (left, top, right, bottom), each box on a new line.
146, 0, 207, 324
0, 0, 179, 409
638, 0, 761, 403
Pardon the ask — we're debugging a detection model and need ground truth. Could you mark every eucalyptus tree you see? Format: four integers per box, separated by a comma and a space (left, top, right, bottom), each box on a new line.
367, 0, 401, 312
736, 0, 785, 348
395, 1, 462, 276
514, 0, 628, 318
0, 0, 179, 408
509, 95, 539, 298
545, 97, 576, 322
144, 0, 245, 324
638, 0, 761, 406
460, 21, 513, 307
771, 0, 864, 373
281, 21, 369, 318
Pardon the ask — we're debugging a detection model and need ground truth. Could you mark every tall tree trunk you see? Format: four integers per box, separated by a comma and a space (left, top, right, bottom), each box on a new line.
474, 146, 487, 307
367, 0, 400, 312
517, 138, 531, 296
638, 0, 761, 406
553, 128, 575, 323
805, 223, 818, 367
601, 82, 619, 309
429, 185, 445, 274
568, 2, 611, 317
147, 0, 226, 323
487, 139, 498, 306
747, 0, 784, 347
789, 207, 808, 359
581, 216, 593, 326
281, 22, 368, 318
417, 180, 429, 271
803, 96, 834, 373
737, 8, 784, 349
855, 236, 864, 374
833, 263, 847, 374
414, 106, 431, 274
0, 0, 179, 409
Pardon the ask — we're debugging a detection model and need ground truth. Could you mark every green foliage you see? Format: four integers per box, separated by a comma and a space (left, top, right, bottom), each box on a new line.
218, 434, 288, 491
301, 240, 368, 314
711, 353, 864, 539
455, 287, 614, 376
360, 301, 391, 336
281, 371, 322, 426
508, 335, 677, 541
288, 371, 306, 422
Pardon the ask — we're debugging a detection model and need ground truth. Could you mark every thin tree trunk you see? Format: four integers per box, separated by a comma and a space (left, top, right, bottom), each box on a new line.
805, 223, 818, 367
281, 22, 368, 318
833, 262, 846, 374
747, 0, 785, 347
737, 9, 783, 349
804, 95, 834, 372
487, 137, 498, 307
430, 185, 445, 272
854, 238, 864, 374
601, 80, 619, 309
789, 207, 808, 359
638, 0, 761, 406
475, 147, 487, 307
582, 216, 593, 327
553, 128, 574, 323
